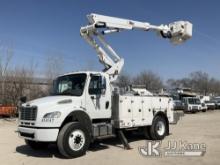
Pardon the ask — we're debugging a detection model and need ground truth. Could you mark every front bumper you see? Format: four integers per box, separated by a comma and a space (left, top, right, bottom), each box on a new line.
18, 126, 59, 142
186, 107, 199, 112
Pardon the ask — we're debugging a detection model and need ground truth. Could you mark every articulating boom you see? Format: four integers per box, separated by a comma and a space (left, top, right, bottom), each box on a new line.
80, 13, 192, 82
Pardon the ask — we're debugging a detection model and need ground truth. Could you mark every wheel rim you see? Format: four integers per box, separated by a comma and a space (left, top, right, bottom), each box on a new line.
68, 129, 85, 151
156, 121, 165, 136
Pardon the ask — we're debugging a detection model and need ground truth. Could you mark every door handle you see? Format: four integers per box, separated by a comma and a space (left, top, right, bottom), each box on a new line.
91, 96, 95, 100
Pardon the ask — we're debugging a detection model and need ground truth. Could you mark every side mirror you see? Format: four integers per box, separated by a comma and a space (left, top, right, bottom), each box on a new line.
20, 96, 27, 103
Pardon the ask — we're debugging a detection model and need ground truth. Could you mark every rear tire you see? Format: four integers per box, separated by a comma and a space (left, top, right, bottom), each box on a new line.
57, 122, 90, 158
150, 116, 168, 140
25, 140, 49, 150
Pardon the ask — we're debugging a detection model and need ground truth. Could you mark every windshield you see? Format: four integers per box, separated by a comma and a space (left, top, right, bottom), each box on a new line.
52, 74, 87, 96
188, 98, 200, 105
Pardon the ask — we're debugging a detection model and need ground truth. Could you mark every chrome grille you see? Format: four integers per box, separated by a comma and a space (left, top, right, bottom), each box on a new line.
192, 106, 198, 110
20, 106, 37, 121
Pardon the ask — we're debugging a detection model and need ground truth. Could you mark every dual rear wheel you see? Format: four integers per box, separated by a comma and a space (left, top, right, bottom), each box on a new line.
143, 116, 168, 140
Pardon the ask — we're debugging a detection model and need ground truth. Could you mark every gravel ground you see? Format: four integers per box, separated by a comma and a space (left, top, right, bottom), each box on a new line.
0, 110, 220, 165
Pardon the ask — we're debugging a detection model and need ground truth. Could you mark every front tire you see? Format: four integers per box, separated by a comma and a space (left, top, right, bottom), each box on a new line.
57, 122, 90, 158
150, 116, 168, 140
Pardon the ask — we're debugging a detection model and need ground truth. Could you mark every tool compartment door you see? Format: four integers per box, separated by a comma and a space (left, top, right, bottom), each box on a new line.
118, 96, 133, 127
142, 97, 154, 125
131, 96, 143, 126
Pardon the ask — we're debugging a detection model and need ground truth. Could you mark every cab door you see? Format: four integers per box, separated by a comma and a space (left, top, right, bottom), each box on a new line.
85, 74, 111, 119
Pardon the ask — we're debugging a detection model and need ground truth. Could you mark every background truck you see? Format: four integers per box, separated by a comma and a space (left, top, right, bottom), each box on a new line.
17, 13, 192, 158
0, 105, 17, 117
182, 97, 204, 113
212, 96, 220, 109
204, 100, 216, 110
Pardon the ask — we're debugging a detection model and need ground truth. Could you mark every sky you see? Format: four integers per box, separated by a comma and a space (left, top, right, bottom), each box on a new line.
0, 0, 220, 80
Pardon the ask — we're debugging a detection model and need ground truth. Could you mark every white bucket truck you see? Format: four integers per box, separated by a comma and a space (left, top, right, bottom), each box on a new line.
17, 13, 192, 158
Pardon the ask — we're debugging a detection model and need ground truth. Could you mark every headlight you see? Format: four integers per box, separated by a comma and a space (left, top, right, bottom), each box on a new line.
43, 111, 61, 118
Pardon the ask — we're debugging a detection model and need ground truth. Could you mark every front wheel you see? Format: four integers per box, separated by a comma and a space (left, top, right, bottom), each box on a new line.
150, 116, 168, 140
57, 122, 90, 158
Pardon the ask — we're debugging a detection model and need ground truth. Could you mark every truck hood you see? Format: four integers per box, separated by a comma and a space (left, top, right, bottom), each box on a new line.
24, 96, 80, 107
21, 96, 84, 127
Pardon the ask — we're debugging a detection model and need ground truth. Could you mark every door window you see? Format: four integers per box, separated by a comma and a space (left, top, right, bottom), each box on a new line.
89, 75, 106, 95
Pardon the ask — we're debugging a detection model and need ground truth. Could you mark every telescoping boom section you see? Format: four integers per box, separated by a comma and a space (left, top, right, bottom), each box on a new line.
80, 13, 193, 82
